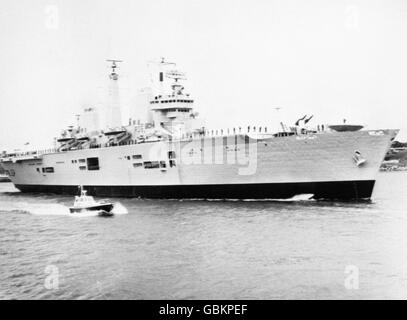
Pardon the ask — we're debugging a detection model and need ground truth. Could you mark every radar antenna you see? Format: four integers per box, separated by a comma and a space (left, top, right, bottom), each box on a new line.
166, 70, 187, 95
106, 59, 123, 80
166, 70, 187, 82
147, 57, 176, 67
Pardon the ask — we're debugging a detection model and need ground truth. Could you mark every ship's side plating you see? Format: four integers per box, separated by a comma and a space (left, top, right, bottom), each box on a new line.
1, 129, 395, 199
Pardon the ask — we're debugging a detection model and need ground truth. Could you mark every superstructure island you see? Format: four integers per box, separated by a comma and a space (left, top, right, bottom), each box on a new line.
0, 59, 398, 200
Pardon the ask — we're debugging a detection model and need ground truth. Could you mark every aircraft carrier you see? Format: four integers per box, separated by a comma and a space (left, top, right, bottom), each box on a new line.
0, 59, 398, 200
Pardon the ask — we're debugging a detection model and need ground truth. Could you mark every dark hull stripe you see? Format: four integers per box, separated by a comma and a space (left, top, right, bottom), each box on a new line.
15, 180, 376, 200
69, 204, 114, 213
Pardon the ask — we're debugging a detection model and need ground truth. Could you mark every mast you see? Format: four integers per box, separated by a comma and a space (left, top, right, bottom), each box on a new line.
148, 57, 176, 96
106, 59, 123, 129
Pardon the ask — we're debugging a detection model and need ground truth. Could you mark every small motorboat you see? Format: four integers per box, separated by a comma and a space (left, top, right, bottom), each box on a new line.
69, 186, 114, 216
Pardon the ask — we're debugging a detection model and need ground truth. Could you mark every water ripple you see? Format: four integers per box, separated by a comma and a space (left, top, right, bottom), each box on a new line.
1, 173, 407, 299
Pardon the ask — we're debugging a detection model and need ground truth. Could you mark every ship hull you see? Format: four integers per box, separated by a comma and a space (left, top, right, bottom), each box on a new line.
1, 129, 397, 201
15, 180, 375, 200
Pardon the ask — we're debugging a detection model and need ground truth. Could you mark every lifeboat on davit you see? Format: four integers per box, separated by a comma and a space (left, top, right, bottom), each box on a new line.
328, 123, 364, 132
57, 137, 74, 143
103, 128, 127, 136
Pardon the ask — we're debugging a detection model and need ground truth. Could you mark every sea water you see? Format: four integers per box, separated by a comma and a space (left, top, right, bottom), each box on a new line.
1, 172, 406, 299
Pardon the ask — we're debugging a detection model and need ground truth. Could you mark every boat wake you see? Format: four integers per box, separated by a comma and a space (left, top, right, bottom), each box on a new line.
1, 202, 71, 216
69, 210, 105, 218
181, 194, 316, 202
241, 193, 315, 202
111, 202, 128, 215
0, 200, 128, 217
273, 193, 315, 202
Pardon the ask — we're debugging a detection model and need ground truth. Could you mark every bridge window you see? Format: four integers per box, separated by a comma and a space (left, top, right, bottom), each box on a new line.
79, 166, 86, 170
44, 167, 54, 173
160, 161, 166, 168
133, 163, 143, 168
87, 157, 100, 170
132, 154, 142, 159
168, 151, 176, 159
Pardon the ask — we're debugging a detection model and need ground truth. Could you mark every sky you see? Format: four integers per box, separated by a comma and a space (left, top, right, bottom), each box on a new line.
1, 0, 407, 151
